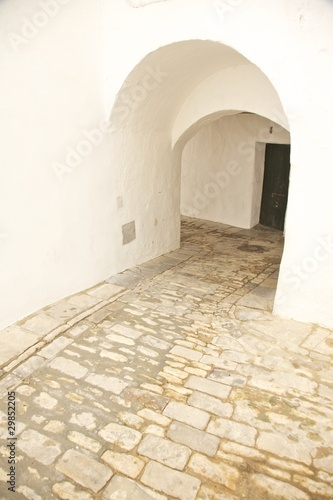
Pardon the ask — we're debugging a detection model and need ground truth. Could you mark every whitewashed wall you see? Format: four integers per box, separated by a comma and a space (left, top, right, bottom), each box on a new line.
0, 0, 333, 329
181, 114, 290, 228
0, 0, 111, 329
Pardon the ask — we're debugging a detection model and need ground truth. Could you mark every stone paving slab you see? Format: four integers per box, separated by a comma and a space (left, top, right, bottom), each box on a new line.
0, 217, 332, 499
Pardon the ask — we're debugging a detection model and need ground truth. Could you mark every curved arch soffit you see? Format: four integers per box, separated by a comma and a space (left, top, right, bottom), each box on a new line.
109, 39, 289, 147
174, 110, 290, 155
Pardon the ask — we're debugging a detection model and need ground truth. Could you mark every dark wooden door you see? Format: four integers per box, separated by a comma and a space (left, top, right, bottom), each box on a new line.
260, 143, 291, 231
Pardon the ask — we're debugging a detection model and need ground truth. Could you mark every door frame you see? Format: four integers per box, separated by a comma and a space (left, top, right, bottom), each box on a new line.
259, 143, 291, 231
251, 141, 291, 229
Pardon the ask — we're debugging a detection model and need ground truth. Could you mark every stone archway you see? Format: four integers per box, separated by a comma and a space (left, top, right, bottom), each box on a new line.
108, 39, 292, 315
178, 112, 290, 229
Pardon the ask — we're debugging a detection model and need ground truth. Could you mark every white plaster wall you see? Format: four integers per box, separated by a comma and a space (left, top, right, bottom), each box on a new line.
0, 0, 110, 328
181, 114, 290, 228
0, 0, 333, 329
109, 129, 180, 270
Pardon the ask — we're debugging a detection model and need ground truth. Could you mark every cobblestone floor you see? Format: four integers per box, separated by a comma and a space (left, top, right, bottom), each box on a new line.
1, 217, 333, 499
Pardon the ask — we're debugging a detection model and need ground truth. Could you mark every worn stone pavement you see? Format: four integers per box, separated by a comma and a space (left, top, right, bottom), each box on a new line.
1, 217, 333, 499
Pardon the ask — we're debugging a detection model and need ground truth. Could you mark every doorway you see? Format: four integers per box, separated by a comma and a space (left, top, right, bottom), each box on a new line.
260, 143, 291, 231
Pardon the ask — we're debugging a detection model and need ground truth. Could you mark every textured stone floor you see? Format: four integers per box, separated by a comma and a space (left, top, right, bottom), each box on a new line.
1, 217, 333, 499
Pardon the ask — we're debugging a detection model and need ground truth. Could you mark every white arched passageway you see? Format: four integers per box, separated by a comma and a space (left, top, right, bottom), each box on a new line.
108, 39, 292, 317
1, 0, 332, 331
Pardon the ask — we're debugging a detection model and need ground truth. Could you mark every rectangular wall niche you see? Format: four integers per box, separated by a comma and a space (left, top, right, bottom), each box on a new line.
122, 221, 136, 245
